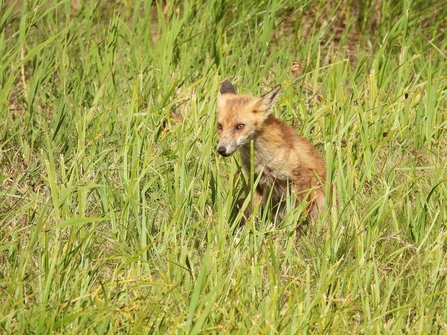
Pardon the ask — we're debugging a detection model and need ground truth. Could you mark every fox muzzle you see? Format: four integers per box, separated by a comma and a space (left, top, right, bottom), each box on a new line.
217, 146, 232, 157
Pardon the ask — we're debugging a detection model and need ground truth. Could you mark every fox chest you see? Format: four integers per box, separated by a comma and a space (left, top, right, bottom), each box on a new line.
239, 148, 292, 197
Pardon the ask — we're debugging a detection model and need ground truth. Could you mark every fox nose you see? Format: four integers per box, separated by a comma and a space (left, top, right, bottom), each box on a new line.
217, 147, 230, 156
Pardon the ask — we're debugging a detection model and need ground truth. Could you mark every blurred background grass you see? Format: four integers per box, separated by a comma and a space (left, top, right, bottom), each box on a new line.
1, 0, 446, 333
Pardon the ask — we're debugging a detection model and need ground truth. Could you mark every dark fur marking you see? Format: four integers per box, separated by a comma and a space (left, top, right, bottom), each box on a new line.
220, 80, 236, 95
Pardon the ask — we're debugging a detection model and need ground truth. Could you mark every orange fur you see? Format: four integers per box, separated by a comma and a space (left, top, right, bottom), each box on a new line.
217, 80, 327, 220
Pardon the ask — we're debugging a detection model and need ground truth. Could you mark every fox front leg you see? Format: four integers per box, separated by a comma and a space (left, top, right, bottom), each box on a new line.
234, 185, 263, 222
245, 184, 263, 219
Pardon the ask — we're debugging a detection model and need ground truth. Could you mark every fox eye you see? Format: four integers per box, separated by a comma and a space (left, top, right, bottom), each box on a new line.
217, 123, 223, 131
235, 124, 245, 130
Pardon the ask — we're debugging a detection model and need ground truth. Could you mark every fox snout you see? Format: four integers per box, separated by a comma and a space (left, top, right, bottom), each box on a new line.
216, 141, 237, 156
217, 146, 231, 156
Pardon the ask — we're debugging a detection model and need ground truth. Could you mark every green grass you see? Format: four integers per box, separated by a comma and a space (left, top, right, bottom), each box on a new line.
1, 0, 447, 333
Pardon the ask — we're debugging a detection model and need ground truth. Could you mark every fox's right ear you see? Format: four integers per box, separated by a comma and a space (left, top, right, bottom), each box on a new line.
220, 80, 236, 95
257, 85, 281, 113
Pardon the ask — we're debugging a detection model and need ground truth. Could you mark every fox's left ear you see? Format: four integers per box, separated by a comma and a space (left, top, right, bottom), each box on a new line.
257, 85, 281, 113
220, 80, 236, 95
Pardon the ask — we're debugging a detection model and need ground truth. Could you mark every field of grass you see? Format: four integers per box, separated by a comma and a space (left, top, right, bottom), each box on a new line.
1, 0, 447, 333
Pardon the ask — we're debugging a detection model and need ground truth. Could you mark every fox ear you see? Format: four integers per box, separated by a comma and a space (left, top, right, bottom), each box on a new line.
220, 80, 236, 95
257, 85, 281, 113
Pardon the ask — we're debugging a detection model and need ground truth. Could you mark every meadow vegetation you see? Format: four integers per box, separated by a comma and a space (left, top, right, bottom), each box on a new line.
1, 0, 447, 333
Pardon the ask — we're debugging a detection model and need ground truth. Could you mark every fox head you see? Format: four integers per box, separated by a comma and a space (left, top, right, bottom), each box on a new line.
216, 80, 281, 157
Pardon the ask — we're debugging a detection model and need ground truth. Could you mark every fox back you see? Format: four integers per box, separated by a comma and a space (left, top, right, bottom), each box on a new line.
217, 80, 327, 220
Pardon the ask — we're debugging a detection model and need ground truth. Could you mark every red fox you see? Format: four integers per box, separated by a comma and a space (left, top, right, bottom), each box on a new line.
217, 80, 327, 220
